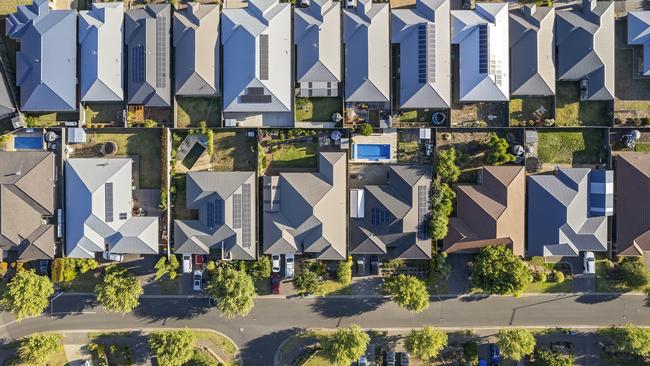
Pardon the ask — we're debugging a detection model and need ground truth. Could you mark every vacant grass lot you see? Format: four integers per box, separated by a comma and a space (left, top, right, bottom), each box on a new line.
176, 97, 221, 128
509, 96, 553, 126
537, 130, 603, 165
295, 97, 341, 122
555, 82, 611, 126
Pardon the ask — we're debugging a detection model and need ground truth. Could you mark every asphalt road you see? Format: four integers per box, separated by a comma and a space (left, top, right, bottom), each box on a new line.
1, 294, 649, 365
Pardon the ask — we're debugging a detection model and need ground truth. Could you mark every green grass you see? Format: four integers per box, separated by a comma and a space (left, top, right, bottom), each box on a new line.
635, 143, 650, 152
317, 280, 352, 296
84, 103, 124, 125
509, 97, 553, 126
594, 260, 649, 293
62, 270, 101, 293
397, 141, 419, 162
303, 350, 332, 366
191, 330, 238, 359
176, 97, 222, 128
525, 279, 572, 293
172, 173, 195, 220
537, 130, 603, 165
211, 131, 256, 171
555, 82, 611, 126
295, 97, 342, 122
270, 143, 317, 168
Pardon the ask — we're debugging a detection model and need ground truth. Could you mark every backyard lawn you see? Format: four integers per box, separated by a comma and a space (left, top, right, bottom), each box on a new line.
84, 103, 124, 125
295, 97, 341, 122
555, 82, 611, 126
509, 97, 553, 126
172, 173, 196, 220
268, 142, 317, 169
397, 140, 419, 162
176, 97, 222, 128
537, 130, 604, 165
212, 131, 256, 171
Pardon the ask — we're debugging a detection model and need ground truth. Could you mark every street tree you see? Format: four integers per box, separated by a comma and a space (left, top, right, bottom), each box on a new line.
149, 329, 196, 366
435, 147, 461, 183
607, 324, 650, 357
383, 274, 429, 313
532, 349, 573, 366
405, 326, 448, 362
471, 245, 532, 295
323, 324, 370, 366
206, 265, 255, 318
17, 333, 61, 365
294, 266, 321, 295
154, 255, 180, 280
95, 265, 143, 314
496, 329, 536, 361
0, 269, 53, 320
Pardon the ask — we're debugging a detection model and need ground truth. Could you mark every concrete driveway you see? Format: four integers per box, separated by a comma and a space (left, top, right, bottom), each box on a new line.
572, 274, 596, 293
447, 254, 472, 294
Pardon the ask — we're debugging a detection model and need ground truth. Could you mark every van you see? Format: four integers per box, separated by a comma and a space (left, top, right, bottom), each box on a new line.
182, 254, 192, 273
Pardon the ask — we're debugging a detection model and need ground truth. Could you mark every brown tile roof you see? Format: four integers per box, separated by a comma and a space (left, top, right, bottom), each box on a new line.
616, 153, 650, 256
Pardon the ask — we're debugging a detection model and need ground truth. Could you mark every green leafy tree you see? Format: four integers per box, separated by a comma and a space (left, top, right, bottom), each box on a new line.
471, 245, 532, 295
337, 259, 353, 285
207, 130, 215, 157
359, 123, 373, 136
532, 349, 573, 366
617, 257, 649, 288
486, 134, 515, 165
429, 179, 455, 240
0, 269, 53, 320
383, 274, 430, 312
294, 265, 321, 295
206, 266, 255, 318
154, 255, 180, 281
149, 329, 196, 366
496, 329, 536, 361
143, 119, 157, 128
607, 324, 650, 357
249, 257, 271, 280
435, 147, 461, 183
199, 120, 208, 135
429, 252, 451, 287
95, 265, 143, 314
323, 324, 370, 366
17, 334, 61, 365
405, 327, 448, 361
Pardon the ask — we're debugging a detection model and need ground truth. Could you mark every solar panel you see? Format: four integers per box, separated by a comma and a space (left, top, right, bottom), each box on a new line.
131, 45, 145, 84
207, 201, 214, 228
259, 34, 269, 80
240, 94, 273, 103
417, 185, 430, 240
214, 199, 224, 226
242, 184, 252, 248
417, 24, 427, 84
156, 16, 168, 88
248, 87, 264, 95
428, 24, 436, 83
105, 182, 114, 223
233, 194, 242, 229
371, 208, 392, 226
478, 24, 488, 74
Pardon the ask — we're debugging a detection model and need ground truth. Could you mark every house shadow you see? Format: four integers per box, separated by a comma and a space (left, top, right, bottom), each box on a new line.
308, 297, 385, 318
50, 294, 97, 319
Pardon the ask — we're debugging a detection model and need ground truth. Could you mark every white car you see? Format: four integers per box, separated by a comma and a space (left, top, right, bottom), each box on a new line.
182, 254, 192, 273
102, 252, 123, 262
358, 356, 368, 366
285, 254, 295, 278
346, 0, 357, 7
300, 0, 310, 6
271, 254, 281, 273
583, 251, 596, 274
193, 270, 203, 291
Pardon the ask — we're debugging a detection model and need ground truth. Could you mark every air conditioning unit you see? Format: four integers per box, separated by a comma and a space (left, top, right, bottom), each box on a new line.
224, 119, 237, 127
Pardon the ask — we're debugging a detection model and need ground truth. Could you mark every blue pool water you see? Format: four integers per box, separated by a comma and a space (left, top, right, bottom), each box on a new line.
355, 144, 391, 161
14, 136, 43, 150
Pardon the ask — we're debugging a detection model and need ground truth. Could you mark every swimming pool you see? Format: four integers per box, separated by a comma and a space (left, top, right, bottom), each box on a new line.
354, 144, 391, 161
13, 136, 44, 150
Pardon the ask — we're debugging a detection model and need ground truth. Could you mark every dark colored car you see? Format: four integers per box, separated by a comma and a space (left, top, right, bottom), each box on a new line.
271, 273, 281, 295
490, 344, 500, 365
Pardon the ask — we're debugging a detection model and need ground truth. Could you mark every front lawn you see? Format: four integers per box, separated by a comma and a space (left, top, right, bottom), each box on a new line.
295, 97, 342, 122
317, 280, 352, 296
269, 142, 317, 169
525, 279, 572, 293
537, 130, 604, 165
176, 97, 222, 128
303, 351, 331, 366
555, 82, 611, 126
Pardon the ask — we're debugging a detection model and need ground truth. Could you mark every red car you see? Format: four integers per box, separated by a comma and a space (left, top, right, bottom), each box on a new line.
193, 254, 204, 269
271, 273, 281, 294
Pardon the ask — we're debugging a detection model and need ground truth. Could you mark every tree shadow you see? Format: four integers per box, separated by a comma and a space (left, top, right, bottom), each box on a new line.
50, 294, 97, 318
240, 328, 299, 365
574, 294, 622, 304
132, 298, 210, 321
459, 294, 491, 302
90, 331, 150, 366
308, 297, 385, 318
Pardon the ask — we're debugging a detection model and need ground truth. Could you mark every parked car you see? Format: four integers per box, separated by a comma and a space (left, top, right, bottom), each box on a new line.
358, 356, 368, 366
102, 252, 123, 262
346, 0, 357, 8
370, 255, 379, 275
356, 257, 366, 276
300, 0, 310, 6
271, 273, 281, 295
386, 351, 396, 366
490, 344, 500, 365
583, 251, 595, 274
400, 352, 410, 366
182, 254, 192, 273
272, 254, 281, 273
285, 253, 295, 278
193, 270, 203, 291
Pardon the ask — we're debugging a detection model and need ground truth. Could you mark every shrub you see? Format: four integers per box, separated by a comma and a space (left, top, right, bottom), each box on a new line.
199, 120, 208, 135
18, 334, 61, 365
485, 134, 515, 165
206, 260, 216, 272
533, 272, 547, 283
143, 119, 157, 128
617, 257, 649, 288
435, 147, 461, 183
359, 123, 373, 136
159, 190, 168, 211
249, 257, 271, 280
429, 252, 451, 286
207, 130, 214, 157
337, 259, 353, 285
552, 271, 565, 284
294, 265, 321, 295
463, 341, 479, 364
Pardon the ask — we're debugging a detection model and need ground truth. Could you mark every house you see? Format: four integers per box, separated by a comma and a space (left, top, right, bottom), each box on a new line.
294, 0, 341, 98
527, 168, 613, 258
391, 0, 450, 110
343, 0, 390, 105
627, 11, 650, 76
443, 166, 525, 256
262, 151, 347, 260
173, 2, 220, 97
125, 4, 171, 107
615, 153, 650, 256
0, 62, 17, 121
509, 5, 555, 96
451, 3, 509, 102
174, 172, 256, 260
555, 0, 614, 100
0, 152, 55, 261
6, 0, 77, 112
350, 165, 432, 260
65, 159, 159, 258
79, 3, 124, 103
221, 0, 292, 127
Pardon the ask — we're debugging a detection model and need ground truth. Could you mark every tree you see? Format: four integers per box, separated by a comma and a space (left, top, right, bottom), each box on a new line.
405, 327, 448, 361
617, 257, 649, 288
486, 134, 515, 166
337, 259, 353, 285
0, 269, 53, 320
607, 324, 650, 357
359, 123, 373, 136
206, 265, 255, 318
249, 257, 271, 280
95, 265, 143, 314
429, 252, 451, 288
383, 274, 429, 312
471, 245, 532, 295
532, 349, 573, 366
496, 329, 536, 361
199, 120, 208, 135
323, 324, 370, 366
435, 147, 461, 183
143, 119, 157, 128
149, 329, 196, 366
207, 130, 215, 157
17, 334, 61, 365
154, 256, 180, 281
429, 179, 455, 240
294, 265, 321, 295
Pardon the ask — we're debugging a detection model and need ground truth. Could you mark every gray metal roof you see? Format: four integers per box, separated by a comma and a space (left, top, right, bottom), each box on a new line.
6, 0, 77, 112
174, 2, 220, 97
79, 3, 124, 102
509, 5, 555, 96
262, 152, 347, 260
294, 0, 341, 84
343, 0, 390, 103
350, 165, 432, 260
527, 168, 608, 257
125, 4, 171, 107
391, 0, 450, 109
173, 171, 257, 260
627, 11, 650, 76
65, 158, 159, 258
555, 0, 614, 100
221, 0, 292, 113
451, 3, 510, 102
0, 151, 55, 260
